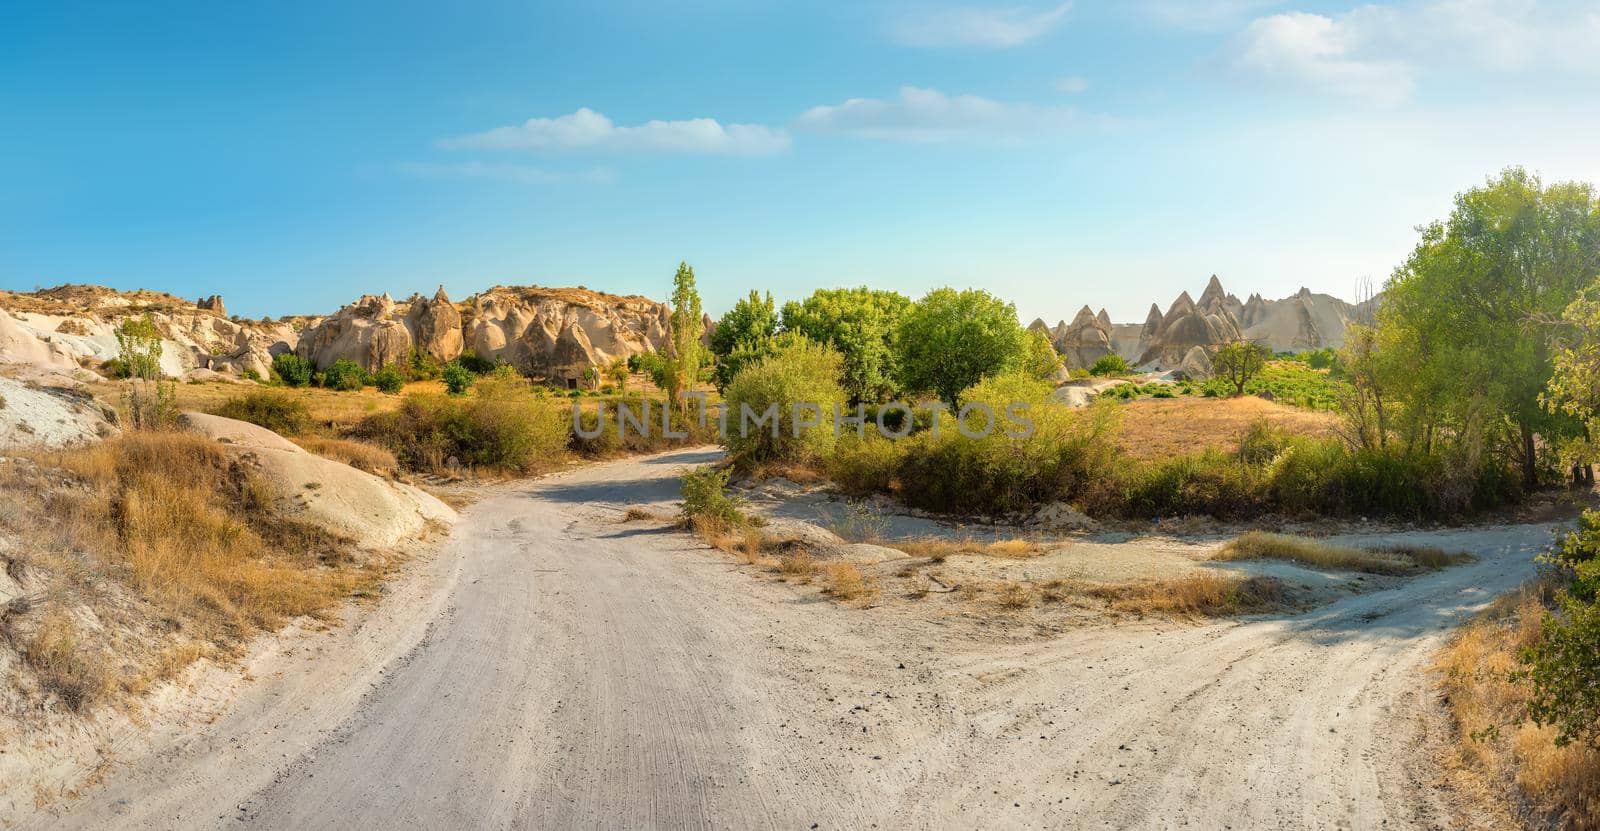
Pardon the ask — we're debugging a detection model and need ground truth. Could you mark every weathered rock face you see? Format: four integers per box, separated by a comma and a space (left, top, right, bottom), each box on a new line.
407, 287, 464, 363
1179, 345, 1214, 381
1138, 290, 1243, 367
295, 293, 416, 371
1239, 286, 1363, 352
1052, 305, 1116, 370
0, 285, 296, 379
461, 286, 669, 386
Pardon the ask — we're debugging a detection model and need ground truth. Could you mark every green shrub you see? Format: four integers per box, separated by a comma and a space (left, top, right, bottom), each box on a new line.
1088, 354, 1128, 376
271, 352, 313, 388
211, 390, 312, 436
722, 337, 845, 466
241, 368, 262, 383
355, 371, 568, 475
680, 467, 745, 529
1519, 592, 1600, 749
320, 359, 368, 392
894, 374, 1121, 515
372, 364, 405, 394
456, 350, 498, 375
441, 361, 474, 396
405, 349, 442, 381
826, 434, 903, 495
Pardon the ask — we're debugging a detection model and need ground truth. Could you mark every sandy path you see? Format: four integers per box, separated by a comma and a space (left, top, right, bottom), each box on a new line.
36, 448, 1544, 830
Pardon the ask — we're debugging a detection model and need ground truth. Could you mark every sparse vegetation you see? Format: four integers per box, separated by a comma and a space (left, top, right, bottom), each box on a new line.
1, 433, 379, 712
823, 562, 873, 601
1084, 573, 1286, 618
271, 352, 314, 387
211, 390, 313, 436
679, 467, 746, 531
1216, 531, 1468, 575
355, 368, 569, 476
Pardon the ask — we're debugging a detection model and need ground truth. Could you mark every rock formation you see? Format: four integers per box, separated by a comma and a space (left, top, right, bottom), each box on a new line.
460, 286, 669, 386
1036, 276, 1370, 375
0, 282, 670, 388
1051, 306, 1116, 370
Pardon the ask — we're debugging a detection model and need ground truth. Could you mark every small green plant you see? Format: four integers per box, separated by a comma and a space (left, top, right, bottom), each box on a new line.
271, 352, 314, 388
115, 315, 177, 429
320, 359, 368, 392
456, 350, 498, 375
441, 361, 474, 396
241, 368, 262, 383
680, 467, 745, 529
372, 364, 405, 394
1088, 354, 1129, 376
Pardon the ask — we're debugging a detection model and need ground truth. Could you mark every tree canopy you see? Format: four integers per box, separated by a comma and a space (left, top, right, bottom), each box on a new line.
1377, 167, 1600, 486
709, 290, 778, 391
894, 287, 1029, 408
780, 287, 910, 404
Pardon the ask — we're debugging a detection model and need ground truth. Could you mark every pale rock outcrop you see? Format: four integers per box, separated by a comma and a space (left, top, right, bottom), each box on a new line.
0, 376, 117, 449
1052, 306, 1116, 370
176, 412, 456, 550
295, 293, 414, 371
462, 286, 669, 386
195, 295, 226, 317
0, 307, 79, 372
1179, 345, 1214, 381
1138, 289, 1243, 367
1240, 287, 1362, 352
406, 287, 464, 363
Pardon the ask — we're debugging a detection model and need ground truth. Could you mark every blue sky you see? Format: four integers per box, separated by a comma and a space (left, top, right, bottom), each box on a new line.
3, 0, 1598, 325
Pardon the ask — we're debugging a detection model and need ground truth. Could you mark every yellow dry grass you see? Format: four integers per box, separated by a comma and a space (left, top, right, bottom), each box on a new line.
1084, 573, 1286, 618
3, 432, 383, 712
1116, 396, 1339, 461
823, 562, 874, 601
1435, 581, 1600, 830
292, 436, 399, 477
1217, 531, 1469, 575
884, 537, 1046, 560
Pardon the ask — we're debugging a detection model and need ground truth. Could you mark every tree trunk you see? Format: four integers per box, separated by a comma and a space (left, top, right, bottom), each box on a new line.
1521, 424, 1538, 490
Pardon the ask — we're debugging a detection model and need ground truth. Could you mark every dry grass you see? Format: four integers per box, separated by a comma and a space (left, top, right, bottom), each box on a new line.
778, 550, 815, 578
292, 436, 399, 477
89, 379, 409, 435
1217, 531, 1469, 575
621, 506, 667, 522
883, 537, 1046, 560
2, 432, 381, 712
1116, 396, 1339, 461
823, 562, 874, 601
994, 581, 1035, 610
1084, 573, 1287, 618
1435, 581, 1600, 830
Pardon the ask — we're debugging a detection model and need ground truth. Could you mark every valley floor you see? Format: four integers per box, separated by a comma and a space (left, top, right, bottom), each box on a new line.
18, 447, 1549, 829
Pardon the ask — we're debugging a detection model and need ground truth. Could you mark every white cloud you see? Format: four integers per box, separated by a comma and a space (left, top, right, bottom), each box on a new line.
1053, 75, 1090, 93
439, 108, 791, 155
398, 161, 616, 186
1142, 0, 1284, 30
795, 86, 1098, 142
1224, 2, 1600, 106
1227, 11, 1414, 106
889, 2, 1072, 47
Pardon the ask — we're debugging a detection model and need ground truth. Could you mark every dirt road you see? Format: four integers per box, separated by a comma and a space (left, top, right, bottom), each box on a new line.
41, 448, 1544, 829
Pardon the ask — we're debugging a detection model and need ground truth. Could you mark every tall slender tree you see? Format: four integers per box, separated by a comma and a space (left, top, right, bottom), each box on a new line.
667, 261, 704, 410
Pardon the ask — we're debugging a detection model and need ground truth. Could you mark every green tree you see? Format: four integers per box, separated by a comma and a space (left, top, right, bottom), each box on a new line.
1087, 353, 1128, 377
1380, 168, 1600, 487
321, 359, 369, 392
441, 360, 474, 396
710, 290, 778, 391
1544, 277, 1600, 484
1025, 329, 1065, 380
667, 261, 704, 410
272, 352, 314, 387
1212, 341, 1271, 396
115, 314, 176, 429
894, 288, 1029, 409
722, 337, 844, 465
373, 364, 406, 394
780, 287, 911, 403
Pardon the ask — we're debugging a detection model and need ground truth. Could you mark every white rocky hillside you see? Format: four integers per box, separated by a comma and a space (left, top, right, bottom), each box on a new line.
0, 283, 671, 387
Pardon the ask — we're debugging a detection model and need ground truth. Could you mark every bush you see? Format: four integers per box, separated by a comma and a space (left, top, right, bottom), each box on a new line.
405, 349, 442, 381
272, 352, 314, 388
826, 434, 903, 495
895, 374, 1122, 515
456, 350, 499, 374
722, 337, 845, 466
211, 390, 312, 436
320, 359, 368, 392
372, 364, 405, 394
355, 370, 568, 475
680, 467, 745, 530
1088, 354, 1128, 376
441, 361, 474, 396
